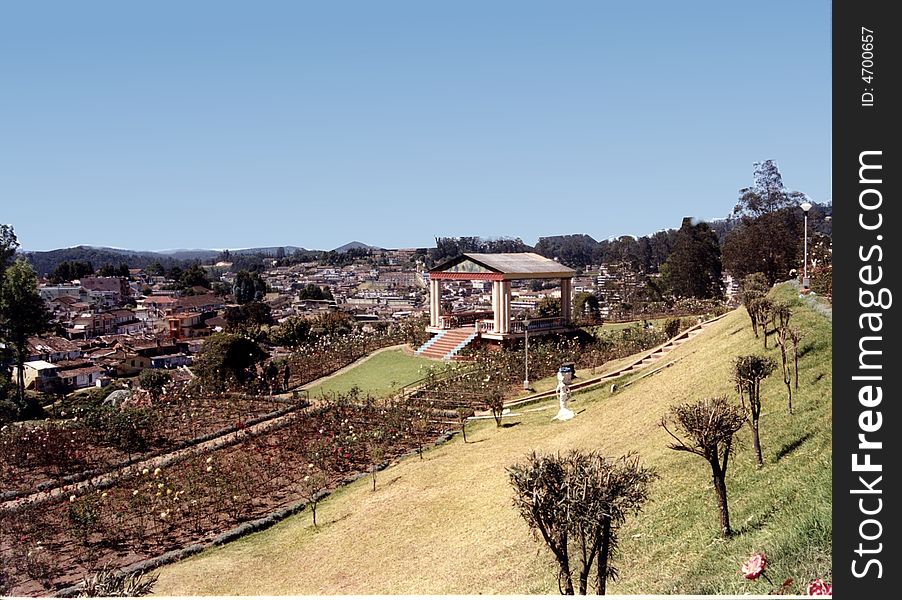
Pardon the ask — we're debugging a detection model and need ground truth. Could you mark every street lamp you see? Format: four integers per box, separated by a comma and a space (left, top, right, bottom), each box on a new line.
523, 318, 531, 390
800, 201, 813, 288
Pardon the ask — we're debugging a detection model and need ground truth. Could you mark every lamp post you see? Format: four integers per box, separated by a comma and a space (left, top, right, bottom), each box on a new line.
523, 318, 531, 390
800, 201, 812, 288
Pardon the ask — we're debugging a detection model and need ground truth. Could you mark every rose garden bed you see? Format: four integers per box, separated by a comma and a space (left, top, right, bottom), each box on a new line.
0, 395, 447, 596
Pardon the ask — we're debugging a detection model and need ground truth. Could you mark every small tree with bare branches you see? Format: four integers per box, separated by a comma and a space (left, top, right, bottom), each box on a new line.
754, 297, 775, 348
740, 273, 769, 337
771, 303, 794, 414
508, 450, 654, 595
367, 428, 387, 492
456, 407, 473, 443
661, 396, 746, 536
733, 355, 777, 467
789, 327, 804, 390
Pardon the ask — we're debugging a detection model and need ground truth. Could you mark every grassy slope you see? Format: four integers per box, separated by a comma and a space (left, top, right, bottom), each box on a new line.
154, 285, 831, 595
302, 349, 436, 400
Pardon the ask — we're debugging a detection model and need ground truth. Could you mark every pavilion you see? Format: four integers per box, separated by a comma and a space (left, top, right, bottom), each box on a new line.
419, 253, 576, 359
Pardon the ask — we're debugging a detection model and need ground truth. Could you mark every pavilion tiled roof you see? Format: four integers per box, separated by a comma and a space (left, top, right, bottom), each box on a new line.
430, 253, 575, 280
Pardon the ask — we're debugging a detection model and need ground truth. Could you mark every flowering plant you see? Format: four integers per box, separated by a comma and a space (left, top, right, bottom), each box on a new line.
741, 552, 768, 581
806, 578, 832, 596
741, 552, 831, 596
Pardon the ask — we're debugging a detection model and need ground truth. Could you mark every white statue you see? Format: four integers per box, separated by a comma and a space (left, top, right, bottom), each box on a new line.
553, 370, 575, 421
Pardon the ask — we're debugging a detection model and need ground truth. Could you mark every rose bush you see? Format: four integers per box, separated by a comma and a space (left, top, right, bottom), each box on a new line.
740, 552, 767, 580
806, 578, 832, 596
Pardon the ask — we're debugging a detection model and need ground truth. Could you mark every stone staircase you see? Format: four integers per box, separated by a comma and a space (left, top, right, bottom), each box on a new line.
416, 328, 478, 361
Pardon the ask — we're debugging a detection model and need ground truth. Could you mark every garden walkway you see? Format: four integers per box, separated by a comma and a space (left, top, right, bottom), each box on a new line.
499, 312, 731, 410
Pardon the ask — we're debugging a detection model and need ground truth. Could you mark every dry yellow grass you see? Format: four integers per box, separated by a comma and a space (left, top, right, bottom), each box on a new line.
153, 299, 832, 595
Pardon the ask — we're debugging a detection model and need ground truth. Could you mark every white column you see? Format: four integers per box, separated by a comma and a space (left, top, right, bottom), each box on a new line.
492, 280, 501, 332
561, 278, 572, 324
430, 278, 440, 327
501, 281, 512, 334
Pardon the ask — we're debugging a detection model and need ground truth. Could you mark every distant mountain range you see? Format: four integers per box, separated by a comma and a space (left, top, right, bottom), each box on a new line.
332, 241, 383, 253
20, 243, 368, 277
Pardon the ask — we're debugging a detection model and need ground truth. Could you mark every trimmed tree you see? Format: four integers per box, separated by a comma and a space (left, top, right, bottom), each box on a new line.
508, 450, 654, 595
770, 303, 794, 414
733, 355, 777, 467
661, 396, 747, 536
739, 272, 769, 338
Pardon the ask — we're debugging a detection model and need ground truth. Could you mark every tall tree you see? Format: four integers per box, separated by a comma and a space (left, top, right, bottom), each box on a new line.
723, 160, 808, 285
660, 217, 723, 300
733, 159, 804, 217
0, 258, 54, 411
0, 224, 19, 287
233, 270, 266, 304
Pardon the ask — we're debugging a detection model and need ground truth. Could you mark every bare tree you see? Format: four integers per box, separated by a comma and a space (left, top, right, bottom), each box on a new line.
739, 273, 769, 338
456, 407, 473, 443
367, 429, 386, 492
770, 303, 793, 414
754, 297, 774, 349
733, 355, 777, 467
789, 327, 804, 390
661, 397, 746, 537
508, 450, 654, 595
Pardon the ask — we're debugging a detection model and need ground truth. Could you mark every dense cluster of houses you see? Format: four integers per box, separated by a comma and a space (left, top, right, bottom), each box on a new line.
13, 247, 726, 395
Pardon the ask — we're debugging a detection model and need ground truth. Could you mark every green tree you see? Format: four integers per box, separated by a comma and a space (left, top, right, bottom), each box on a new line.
50, 260, 95, 283
537, 296, 561, 318
0, 259, 54, 412
99, 262, 130, 277
179, 264, 210, 290
310, 311, 354, 338
572, 292, 601, 324
233, 270, 266, 304
270, 316, 312, 348
192, 333, 268, 391
224, 301, 273, 340
138, 368, 172, 403
722, 160, 808, 285
0, 224, 20, 287
660, 217, 723, 300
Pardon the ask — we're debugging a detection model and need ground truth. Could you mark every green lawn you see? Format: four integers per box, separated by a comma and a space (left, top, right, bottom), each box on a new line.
154, 285, 831, 595
302, 348, 436, 400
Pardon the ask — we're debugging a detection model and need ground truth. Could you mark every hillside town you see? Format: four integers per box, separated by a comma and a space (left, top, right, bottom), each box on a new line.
8, 232, 775, 398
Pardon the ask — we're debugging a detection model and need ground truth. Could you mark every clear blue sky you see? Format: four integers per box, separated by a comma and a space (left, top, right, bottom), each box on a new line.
1, 0, 830, 252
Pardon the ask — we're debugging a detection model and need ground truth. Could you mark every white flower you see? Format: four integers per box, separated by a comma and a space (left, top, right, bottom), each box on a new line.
153, 467, 161, 476
206, 456, 213, 463
206, 465, 213, 472
142, 468, 149, 475
69, 495, 76, 502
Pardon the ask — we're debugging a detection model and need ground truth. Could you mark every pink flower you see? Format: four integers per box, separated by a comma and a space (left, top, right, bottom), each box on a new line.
741, 552, 767, 580
806, 579, 832, 596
